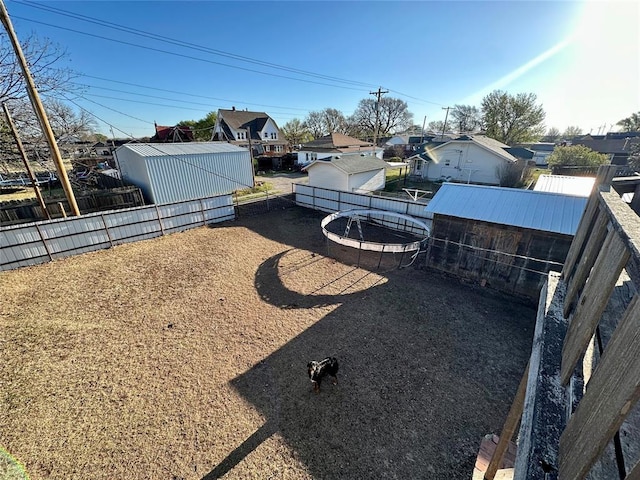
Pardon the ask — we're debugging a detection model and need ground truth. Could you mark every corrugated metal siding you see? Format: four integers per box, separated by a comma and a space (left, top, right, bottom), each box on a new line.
0, 194, 234, 271
424, 183, 588, 235
116, 143, 253, 204
294, 184, 433, 235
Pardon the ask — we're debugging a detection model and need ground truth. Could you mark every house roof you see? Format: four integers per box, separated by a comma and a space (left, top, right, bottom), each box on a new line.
301, 133, 373, 150
303, 155, 388, 174
504, 147, 535, 160
424, 183, 588, 235
151, 124, 194, 143
217, 109, 280, 141
569, 134, 640, 155
533, 174, 595, 197
116, 142, 248, 157
422, 135, 517, 163
515, 142, 556, 152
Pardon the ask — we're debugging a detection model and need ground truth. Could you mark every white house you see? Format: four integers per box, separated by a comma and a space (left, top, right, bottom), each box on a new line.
408, 135, 518, 185
303, 155, 388, 193
297, 132, 383, 168
212, 108, 287, 157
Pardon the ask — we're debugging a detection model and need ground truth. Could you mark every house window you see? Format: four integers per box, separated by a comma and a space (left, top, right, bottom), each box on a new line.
271, 132, 276, 139
306, 153, 309, 161
444, 160, 450, 166
264, 132, 269, 138
416, 159, 423, 171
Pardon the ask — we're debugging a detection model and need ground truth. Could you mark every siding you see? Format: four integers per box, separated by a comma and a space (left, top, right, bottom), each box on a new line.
115, 143, 253, 204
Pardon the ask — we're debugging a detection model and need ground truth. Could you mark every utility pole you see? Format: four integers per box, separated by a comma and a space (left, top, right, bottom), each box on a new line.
3, 103, 50, 220
420, 115, 427, 144
0, 0, 80, 216
441, 106, 451, 137
370, 87, 388, 156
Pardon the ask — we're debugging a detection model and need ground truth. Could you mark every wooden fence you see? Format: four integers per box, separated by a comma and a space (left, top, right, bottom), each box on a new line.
0, 194, 234, 271
483, 166, 640, 479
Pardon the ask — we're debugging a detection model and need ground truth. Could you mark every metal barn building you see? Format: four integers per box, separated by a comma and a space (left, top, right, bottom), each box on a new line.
115, 143, 253, 204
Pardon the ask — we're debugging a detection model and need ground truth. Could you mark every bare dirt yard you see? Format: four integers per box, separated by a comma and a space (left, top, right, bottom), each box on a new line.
0, 206, 535, 479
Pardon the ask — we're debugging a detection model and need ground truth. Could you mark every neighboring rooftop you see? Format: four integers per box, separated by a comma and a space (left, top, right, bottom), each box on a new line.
425, 183, 588, 235
300, 132, 373, 150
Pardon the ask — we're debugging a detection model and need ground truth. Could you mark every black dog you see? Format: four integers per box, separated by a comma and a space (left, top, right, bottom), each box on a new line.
307, 357, 339, 393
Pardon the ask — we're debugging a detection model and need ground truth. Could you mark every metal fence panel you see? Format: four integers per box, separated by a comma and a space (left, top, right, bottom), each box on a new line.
0, 193, 234, 272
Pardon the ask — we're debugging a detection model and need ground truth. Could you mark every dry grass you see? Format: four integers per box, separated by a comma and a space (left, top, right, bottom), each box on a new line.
0, 207, 535, 479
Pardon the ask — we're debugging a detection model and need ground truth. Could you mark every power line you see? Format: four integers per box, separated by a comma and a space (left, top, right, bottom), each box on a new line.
78, 75, 312, 112
14, 1, 447, 107
71, 83, 312, 118
12, 15, 370, 92
16, 0, 377, 89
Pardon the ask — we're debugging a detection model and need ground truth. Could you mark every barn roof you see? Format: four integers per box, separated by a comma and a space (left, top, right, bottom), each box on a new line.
424, 183, 588, 235
116, 142, 247, 157
533, 174, 595, 197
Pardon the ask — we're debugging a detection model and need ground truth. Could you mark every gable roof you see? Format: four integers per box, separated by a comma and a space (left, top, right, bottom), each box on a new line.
425, 183, 588, 235
303, 155, 388, 174
217, 109, 280, 141
422, 135, 517, 163
301, 132, 372, 149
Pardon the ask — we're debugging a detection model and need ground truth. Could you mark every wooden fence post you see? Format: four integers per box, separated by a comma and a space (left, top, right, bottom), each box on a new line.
34, 223, 53, 261
100, 213, 114, 247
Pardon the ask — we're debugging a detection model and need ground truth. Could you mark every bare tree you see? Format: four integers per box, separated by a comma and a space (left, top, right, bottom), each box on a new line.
545, 127, 561, 142
563, 125, 583, 138
451, 104, 482, 132
1, 32, 78, 104
281, 118, 311, 146
351, 97, 413, 137
427, 120, 448, 133
303, 108, 349, 138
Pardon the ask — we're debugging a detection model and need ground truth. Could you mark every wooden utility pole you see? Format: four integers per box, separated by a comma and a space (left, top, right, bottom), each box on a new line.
441, 106, 451, 137
0, 0, 80, 216
3, 103, 51, 220
370, 87, 388, 156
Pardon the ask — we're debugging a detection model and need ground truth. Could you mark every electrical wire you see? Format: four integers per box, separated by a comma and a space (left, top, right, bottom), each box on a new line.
16, 0, 377, 89
14, 0, 447, 106
73, 77, 311, 112
12, 15, 369, 92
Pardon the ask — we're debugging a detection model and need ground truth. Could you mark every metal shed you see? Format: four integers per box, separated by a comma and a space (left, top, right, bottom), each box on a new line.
423, 183, 589, 300
115, 142, 253, 204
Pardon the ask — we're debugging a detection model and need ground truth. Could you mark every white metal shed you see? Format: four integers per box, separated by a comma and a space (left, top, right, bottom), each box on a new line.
303, 155, 388, 193
115, 142, 253, 204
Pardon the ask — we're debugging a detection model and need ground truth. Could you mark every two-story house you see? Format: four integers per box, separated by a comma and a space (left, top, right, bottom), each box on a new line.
212, 108, 288, 158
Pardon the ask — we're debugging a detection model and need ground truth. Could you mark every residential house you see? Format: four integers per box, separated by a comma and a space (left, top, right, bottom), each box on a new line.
212, 108, 288, 158
297, 132, 383, 168
151, 123, 194, 143
513, 142, 555, 166
408, 134, 518, 185
569, 131, 640, 165
384, 134, 428, 156
302, 155, 388, 193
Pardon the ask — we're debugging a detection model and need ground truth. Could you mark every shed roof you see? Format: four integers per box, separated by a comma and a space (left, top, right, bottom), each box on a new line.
533, 174, 595, 197
304, 155, 388, 174
116, 142, 248, 157
424, 183, 588, 235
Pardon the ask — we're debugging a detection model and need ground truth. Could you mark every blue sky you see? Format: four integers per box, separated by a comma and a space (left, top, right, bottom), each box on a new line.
5, 0, 639, 139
